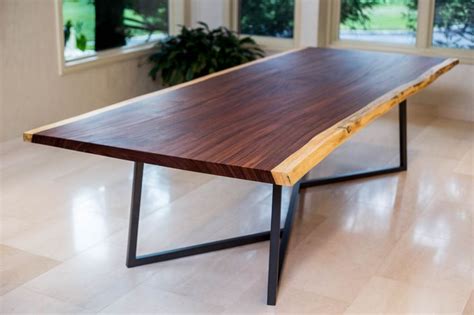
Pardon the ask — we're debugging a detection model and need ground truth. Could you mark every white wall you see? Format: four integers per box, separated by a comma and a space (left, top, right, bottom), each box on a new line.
299, 0, 319, 47
0, 0, 159, 142
190, 0, 229, 29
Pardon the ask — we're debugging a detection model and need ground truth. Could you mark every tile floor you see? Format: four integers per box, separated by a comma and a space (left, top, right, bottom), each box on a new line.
0, 106, 472, 314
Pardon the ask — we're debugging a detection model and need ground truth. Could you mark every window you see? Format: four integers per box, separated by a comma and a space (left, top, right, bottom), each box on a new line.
340, 0, 417, 45
239, 0, 295, 38
323, 0, 473, 62
432, 0, 473, 49
62, 0, 168, 63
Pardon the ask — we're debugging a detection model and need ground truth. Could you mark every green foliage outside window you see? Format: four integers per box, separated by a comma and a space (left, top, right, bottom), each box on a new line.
432, 0, 473, 48
240, 0, 294, 38
341, 0, 416, 31
123, 0, 168, 40
74, 22, 88, 51
340, 0, 379, 30
62, 0, 168, 52
340, 0, 473, 49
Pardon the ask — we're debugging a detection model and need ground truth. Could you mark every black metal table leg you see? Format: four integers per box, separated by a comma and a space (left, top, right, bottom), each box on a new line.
399, 100, 408, 170
126, 162, 144, 267
266, 181, 301, 305
278, 181, 301, 278
267, 185, 282, 305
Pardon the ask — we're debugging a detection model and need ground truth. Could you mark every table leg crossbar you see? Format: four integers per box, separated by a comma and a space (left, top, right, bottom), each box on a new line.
126, 101, 408, 305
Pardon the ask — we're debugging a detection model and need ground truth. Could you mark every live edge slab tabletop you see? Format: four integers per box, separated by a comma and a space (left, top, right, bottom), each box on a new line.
24, 47, 457, 186
24, 47, 458, 305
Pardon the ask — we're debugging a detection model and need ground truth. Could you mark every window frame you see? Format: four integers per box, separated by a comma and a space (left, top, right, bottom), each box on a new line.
55, 0, 188, 75
319, 0, 473, 64
228, 0, 301, 52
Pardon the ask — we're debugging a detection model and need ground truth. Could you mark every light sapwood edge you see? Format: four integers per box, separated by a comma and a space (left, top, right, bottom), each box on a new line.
271, 57, 459, 186
23, 47, 306, 142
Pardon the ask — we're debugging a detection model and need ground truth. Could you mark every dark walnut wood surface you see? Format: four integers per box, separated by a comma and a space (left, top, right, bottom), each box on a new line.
25, 48, 457, 185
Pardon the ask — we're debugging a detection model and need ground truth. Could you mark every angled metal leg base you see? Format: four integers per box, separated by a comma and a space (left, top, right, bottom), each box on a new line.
126, 100, 408, 306
126, 162, 301, 306
126, 162, 286, 268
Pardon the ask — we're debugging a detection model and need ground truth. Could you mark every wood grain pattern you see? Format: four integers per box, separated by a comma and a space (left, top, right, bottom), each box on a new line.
271, 57, 458, 185
25, 48, 457, 185
23, 48, 304, 142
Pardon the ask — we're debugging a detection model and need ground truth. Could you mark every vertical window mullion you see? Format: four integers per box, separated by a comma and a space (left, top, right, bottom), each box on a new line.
221, 0, 233, 31
233, 0, 241, 33
294, 0, 302, 46
416, 0, 435, 49
318, 0, 339, 47
331, 0, 341, 44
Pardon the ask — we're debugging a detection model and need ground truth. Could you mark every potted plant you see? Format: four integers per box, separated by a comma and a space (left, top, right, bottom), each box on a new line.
148, 22, 265, 86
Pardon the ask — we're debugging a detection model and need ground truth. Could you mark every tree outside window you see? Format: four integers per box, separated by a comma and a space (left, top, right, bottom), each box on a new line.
432, 0, 473, 49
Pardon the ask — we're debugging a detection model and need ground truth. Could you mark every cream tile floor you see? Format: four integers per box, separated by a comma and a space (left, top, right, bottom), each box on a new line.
0, 107, 473, 314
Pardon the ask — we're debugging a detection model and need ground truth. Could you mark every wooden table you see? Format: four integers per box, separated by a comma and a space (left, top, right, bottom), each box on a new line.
24, 48, 457, 305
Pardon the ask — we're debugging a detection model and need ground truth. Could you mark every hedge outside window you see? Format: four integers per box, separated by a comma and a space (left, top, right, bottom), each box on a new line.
239, 0, 295, 38
63, 0, 168, 62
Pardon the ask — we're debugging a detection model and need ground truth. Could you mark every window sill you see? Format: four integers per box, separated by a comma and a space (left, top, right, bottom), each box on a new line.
328, 40, 474, 64
60, 42, 159, 75
247, 36, 295, 52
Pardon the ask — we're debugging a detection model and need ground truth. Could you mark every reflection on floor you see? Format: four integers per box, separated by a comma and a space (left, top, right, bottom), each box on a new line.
1, 107, 473, 314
